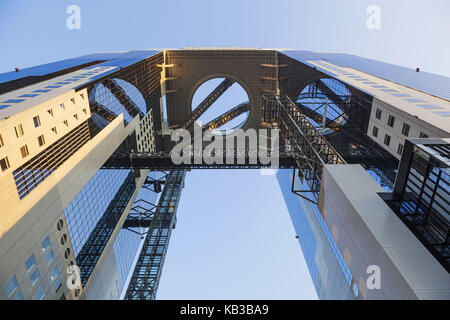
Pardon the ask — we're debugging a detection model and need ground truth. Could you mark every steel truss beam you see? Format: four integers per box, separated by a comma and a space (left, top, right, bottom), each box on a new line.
76, 171, 136, 287
125, 170, 186, 300
313, 79, 348, 112
305, 80, 373, 132
295, 101, 342, 130
90, 101, 118, 123
102, 150, 296, 169
295, 80, 396, 188
102, 78, 144, 118
204, 102, 249, 130
122, 173, 168, 230
263, 95, 345, 203
325, 127, 398, 190
182, 78, 234, 129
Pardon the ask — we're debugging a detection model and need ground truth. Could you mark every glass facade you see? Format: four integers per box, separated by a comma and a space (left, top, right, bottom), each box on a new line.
113, 228, 142, 292
282, 50, 450, 101
64, 167, 166, 296
65, 169, 132, 257
276, 169, 355, 300
0, 50, 159, 84
113, 173, 161, 293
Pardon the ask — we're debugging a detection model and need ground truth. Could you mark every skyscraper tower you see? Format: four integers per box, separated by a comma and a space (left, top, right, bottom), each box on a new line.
0, 49, 448, 300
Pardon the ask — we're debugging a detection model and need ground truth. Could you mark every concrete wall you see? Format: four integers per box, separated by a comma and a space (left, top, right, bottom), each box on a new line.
320, 164, 450, 299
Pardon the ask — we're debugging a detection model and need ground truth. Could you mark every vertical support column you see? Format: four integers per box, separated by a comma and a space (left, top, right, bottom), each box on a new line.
124, 170, 186, 300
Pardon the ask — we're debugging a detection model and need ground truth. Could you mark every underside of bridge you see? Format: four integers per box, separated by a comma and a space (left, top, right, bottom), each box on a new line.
73, 49, 401, 299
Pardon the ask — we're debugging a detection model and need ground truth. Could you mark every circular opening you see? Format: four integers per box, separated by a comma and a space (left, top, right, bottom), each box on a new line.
74, 289, 80, 297
89, 78, 147, 129
64, 247, 71, 260
60, 233, 68, 246
191, 77, 250, 134
56, 219, 64, 232
296, 78, 350, 135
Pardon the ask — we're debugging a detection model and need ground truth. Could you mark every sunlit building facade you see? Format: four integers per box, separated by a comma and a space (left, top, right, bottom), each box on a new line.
0, 48, 449, 300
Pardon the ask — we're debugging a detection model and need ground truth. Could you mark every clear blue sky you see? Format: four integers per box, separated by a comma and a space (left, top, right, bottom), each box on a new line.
1, 0, 449, 76
1, 0, 449, 300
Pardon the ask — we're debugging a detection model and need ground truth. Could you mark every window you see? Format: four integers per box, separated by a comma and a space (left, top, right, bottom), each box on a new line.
433, 111, 450, 117
5, 276, 18, 297
37, 135, 45, 147
401, 123, 410, 136
375, 108, 382, 120
45, 249, 54, 265
420, 132, 429, 138
25, 254, 36, 272
70, 98, 75, 104
47, 109, 53, 117
372, 126, 379, 137
0, 157, 10, 171
56, 219, 64, 231
82, 108, 87, 115
53, 277, 62, 293
33, 116, 41, 128
387, 115, 395, 127
30, 268, 40, 286
73, 113, 78, 120
80, 93, 85, 100
0, 133, 4, 147
14, 124, 24, 138
41, 236, 51, 251
60, 233, 68, 246
51, 127, 57, 134
20, 145, 29, 158
64, 247, 71, 260
12, 290, 23, 300
418, 104, 441, 109
397, 143, 404, 156
3, 99, 25, 103
34, 286, 45, 300
384, 134, 391, 146
59, 103, 65, 110
63, 120, 68, 127
50, 266, 59, 282
391, 93, 411, 97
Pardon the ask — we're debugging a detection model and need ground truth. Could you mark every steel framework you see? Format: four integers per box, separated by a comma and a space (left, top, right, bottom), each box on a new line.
294, 78, 397, 190
263, 95, 345, 203
295, 100, 342, 130
124, 170, 186, 300
90, 101, 118, 123
103, 150, 296, 170
382, 140, 450, 272
182, 78, 234, 129
102, 78, 144, 118
122, 173, 168, 230
204, 101, 249, 130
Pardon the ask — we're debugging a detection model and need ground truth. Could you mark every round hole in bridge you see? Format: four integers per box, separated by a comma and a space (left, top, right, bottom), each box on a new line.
191, 77, 250, 134
89, 78, 147, 130
296, 78, 351, 135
